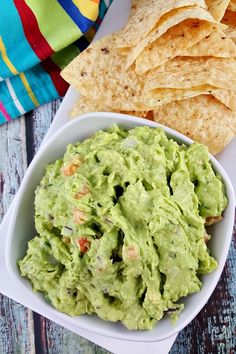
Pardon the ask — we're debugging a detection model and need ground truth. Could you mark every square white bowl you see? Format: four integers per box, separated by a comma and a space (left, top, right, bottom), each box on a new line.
6, 112, 235, 342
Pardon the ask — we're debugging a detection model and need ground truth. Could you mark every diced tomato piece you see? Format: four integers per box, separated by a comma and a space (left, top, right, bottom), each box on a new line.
77, 237, 90, 254
61, 159, 82, 177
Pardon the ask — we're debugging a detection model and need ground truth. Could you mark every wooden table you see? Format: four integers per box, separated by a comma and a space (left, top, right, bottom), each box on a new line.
0, 101, 235, 354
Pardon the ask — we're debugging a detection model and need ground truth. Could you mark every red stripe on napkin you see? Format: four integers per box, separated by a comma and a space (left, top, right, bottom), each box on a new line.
14, 0, 53, 60
41, 58, 69, 96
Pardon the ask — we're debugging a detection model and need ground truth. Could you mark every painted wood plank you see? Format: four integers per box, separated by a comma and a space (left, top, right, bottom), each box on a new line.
34, 314, 111, 354
0, 117, 27, 220
0, 117, 35, 354
26, 101, 109, 354
0, 296, 35, 354
25, 100, 61, 164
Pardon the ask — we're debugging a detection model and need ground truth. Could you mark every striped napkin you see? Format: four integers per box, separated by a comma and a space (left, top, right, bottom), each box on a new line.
0, 0, 112, 124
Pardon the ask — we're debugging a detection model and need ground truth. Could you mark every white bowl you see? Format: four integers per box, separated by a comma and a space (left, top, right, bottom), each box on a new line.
6, 112, 235, 342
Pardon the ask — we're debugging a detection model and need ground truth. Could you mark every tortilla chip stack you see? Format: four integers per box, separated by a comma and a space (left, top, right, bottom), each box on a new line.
62, 0, 236, 155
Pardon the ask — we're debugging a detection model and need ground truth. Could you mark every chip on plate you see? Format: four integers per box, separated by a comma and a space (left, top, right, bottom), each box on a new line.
62, 0, 236, 154
205, 0, 230, 21
144, 57, 236, 91
125, 6, 218, 69
212, 89, 236, 110
61, 35, 145, 111
70, 96, 149, 119
135, 20, 216, 74
114, 0, 207, 47
152, 95, 236, 154
182, 28, 236, 57
142, 85, 216, 108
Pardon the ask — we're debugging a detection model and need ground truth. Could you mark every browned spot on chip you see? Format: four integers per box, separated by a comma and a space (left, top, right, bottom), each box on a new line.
191, 21, 200, 27
101, 47, 110, 54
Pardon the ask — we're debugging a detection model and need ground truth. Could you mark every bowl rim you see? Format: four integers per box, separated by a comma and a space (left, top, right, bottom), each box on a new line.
6, 112, 236, 342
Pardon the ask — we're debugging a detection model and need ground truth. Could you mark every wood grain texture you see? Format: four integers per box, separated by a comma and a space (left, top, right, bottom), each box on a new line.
0, 117, 27, 221
0, 101, 235, 354
0, 118, 35, 354
34, 314, 110, 354
25, 101, 61, 164
0, 296, 35, 354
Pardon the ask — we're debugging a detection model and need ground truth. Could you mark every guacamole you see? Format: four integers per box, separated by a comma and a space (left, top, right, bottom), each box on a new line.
19, 125, 227, 330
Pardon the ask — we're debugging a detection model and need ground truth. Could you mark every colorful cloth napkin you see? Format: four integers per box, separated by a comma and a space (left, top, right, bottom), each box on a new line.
0, 0, 112, 124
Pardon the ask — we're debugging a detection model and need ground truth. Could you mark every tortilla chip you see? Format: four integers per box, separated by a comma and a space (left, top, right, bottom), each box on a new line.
222, 10, 236, 43
205, 0, 230, 21
182, 28, 236, 57
61, 34, 145, 111
212, 89, 236, 110
63, 34, 236, 112
228, 0, 236, 11
114, 0, 207, 48
129, 0, 146, 17
70, 96, 149, 119
145, 57, 236, 90
143, 85, 216, 108
152, 95, 236, 154
125, 7, 217, 69
135, 20, 216, 74
70, 97, 110, 118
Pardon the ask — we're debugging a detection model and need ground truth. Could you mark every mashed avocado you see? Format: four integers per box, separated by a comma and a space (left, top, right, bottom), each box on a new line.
19, 125, 227, 330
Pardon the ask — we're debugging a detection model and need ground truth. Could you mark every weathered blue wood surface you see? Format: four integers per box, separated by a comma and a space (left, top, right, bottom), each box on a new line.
0, 101, 235, 354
